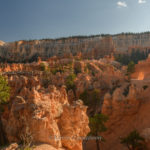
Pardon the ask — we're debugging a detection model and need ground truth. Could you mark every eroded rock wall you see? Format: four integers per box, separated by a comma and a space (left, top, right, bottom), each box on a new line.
1, 33, 150, 62
1, 75, 90, 150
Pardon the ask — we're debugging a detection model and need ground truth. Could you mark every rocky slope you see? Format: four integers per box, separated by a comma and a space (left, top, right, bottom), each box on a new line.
85, 56, 150, 150
1, 55, 150, 149
0, 60, 92, 150
2, 82, 89, 150
0, 57, 126, 149
1, 32, 150, 62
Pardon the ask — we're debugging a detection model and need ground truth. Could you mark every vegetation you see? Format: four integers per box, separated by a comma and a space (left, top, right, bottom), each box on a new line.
120, 130, 147, 150
0, 75, 10, 146
20, 31, 150, 43
42, 68, 52, 88
0, 76, 10, 105
127, 61, 135, 74
40, 63, 47, 71
40, 63, 52, 88
66, 74, 76, 91
79, 89, 101, 107
20, 147, 33, 150
79, 90, 89, 105
115, 49, 150, 65
143, 85, 148, 90
88, 113, 108, 150
74, 66, 82, 75
51, 65, 64, 75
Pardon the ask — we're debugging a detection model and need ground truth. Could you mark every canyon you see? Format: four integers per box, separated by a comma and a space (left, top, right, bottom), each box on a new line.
1, 33, 150, 150
0, 56, 125, 149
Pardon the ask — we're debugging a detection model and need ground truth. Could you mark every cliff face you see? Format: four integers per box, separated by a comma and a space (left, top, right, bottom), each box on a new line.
131, 54, 150, 80
98, 57, 150, 150
83, 56, 150, 150
1, 33, 150, 62
0, 41, 5, 46
1, 72, 90, 150
0, 37, 115, 62
112, 33, 150, 52
100, 83, 150, 150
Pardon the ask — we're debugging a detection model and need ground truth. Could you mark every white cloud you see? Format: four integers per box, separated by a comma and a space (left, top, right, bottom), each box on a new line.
138, 0, 146, 3
117, 1, 127, 8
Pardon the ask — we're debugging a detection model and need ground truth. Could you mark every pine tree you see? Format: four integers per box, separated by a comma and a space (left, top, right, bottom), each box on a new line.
120, 130, 147, 150
0, 75, 10, 146
88, 114, 108, 150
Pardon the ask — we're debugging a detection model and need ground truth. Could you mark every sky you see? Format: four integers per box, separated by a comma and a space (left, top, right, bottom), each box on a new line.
0, 0, 150, 42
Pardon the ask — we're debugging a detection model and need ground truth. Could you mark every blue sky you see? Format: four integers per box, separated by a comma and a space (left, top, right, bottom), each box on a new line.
0, 0, 150, 42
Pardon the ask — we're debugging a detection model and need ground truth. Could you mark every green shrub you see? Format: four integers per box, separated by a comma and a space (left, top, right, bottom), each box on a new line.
120, 130, 147, 150
40, 63, 46, 71
84, 65, 88, 73
74, 67, 81, 75
91, 89, 101, 105
143, 85, 148, 90
66, 74, 76, 91
0, 75, 10, 105
41, 69, 53, 88
89, 113, 108, 136
115, 49, 149, 65
88, 113, 108, 150
0, 75, 10, 146
19, 147, 33, 150
51, 65, 64, 75
79, 89, 100, 106
24, 148, 33, 150
79, 90, 89, 105
127, 61, 135, 73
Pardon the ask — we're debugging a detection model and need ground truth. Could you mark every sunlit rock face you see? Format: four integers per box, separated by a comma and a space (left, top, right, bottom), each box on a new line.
83, 55, 150, 150
0, 57, 127, 150
100, 82, 150, 150
2, 55, 150, 150
0, 40, 5, 46
131, 56, 150, 80
137, 72, 145, 80
2, 76, 90, 150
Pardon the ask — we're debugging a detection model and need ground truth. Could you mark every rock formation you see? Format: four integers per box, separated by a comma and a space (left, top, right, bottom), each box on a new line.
131, 54, 150, 80
112, 32, 150, 52
99, 57, 150, 150
1, 74, 90, 150
1, 32, 150, 62
0, 40, 5, 46
0, 37, 115, 62
1, 55, 150, 150
0, 32, 150, 62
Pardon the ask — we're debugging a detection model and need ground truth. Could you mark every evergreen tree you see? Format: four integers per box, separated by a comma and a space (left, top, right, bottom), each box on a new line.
127, 61, 135, 73
120, 130, 147, 150
88, 114, 108, 150
0, 75, 10, 146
